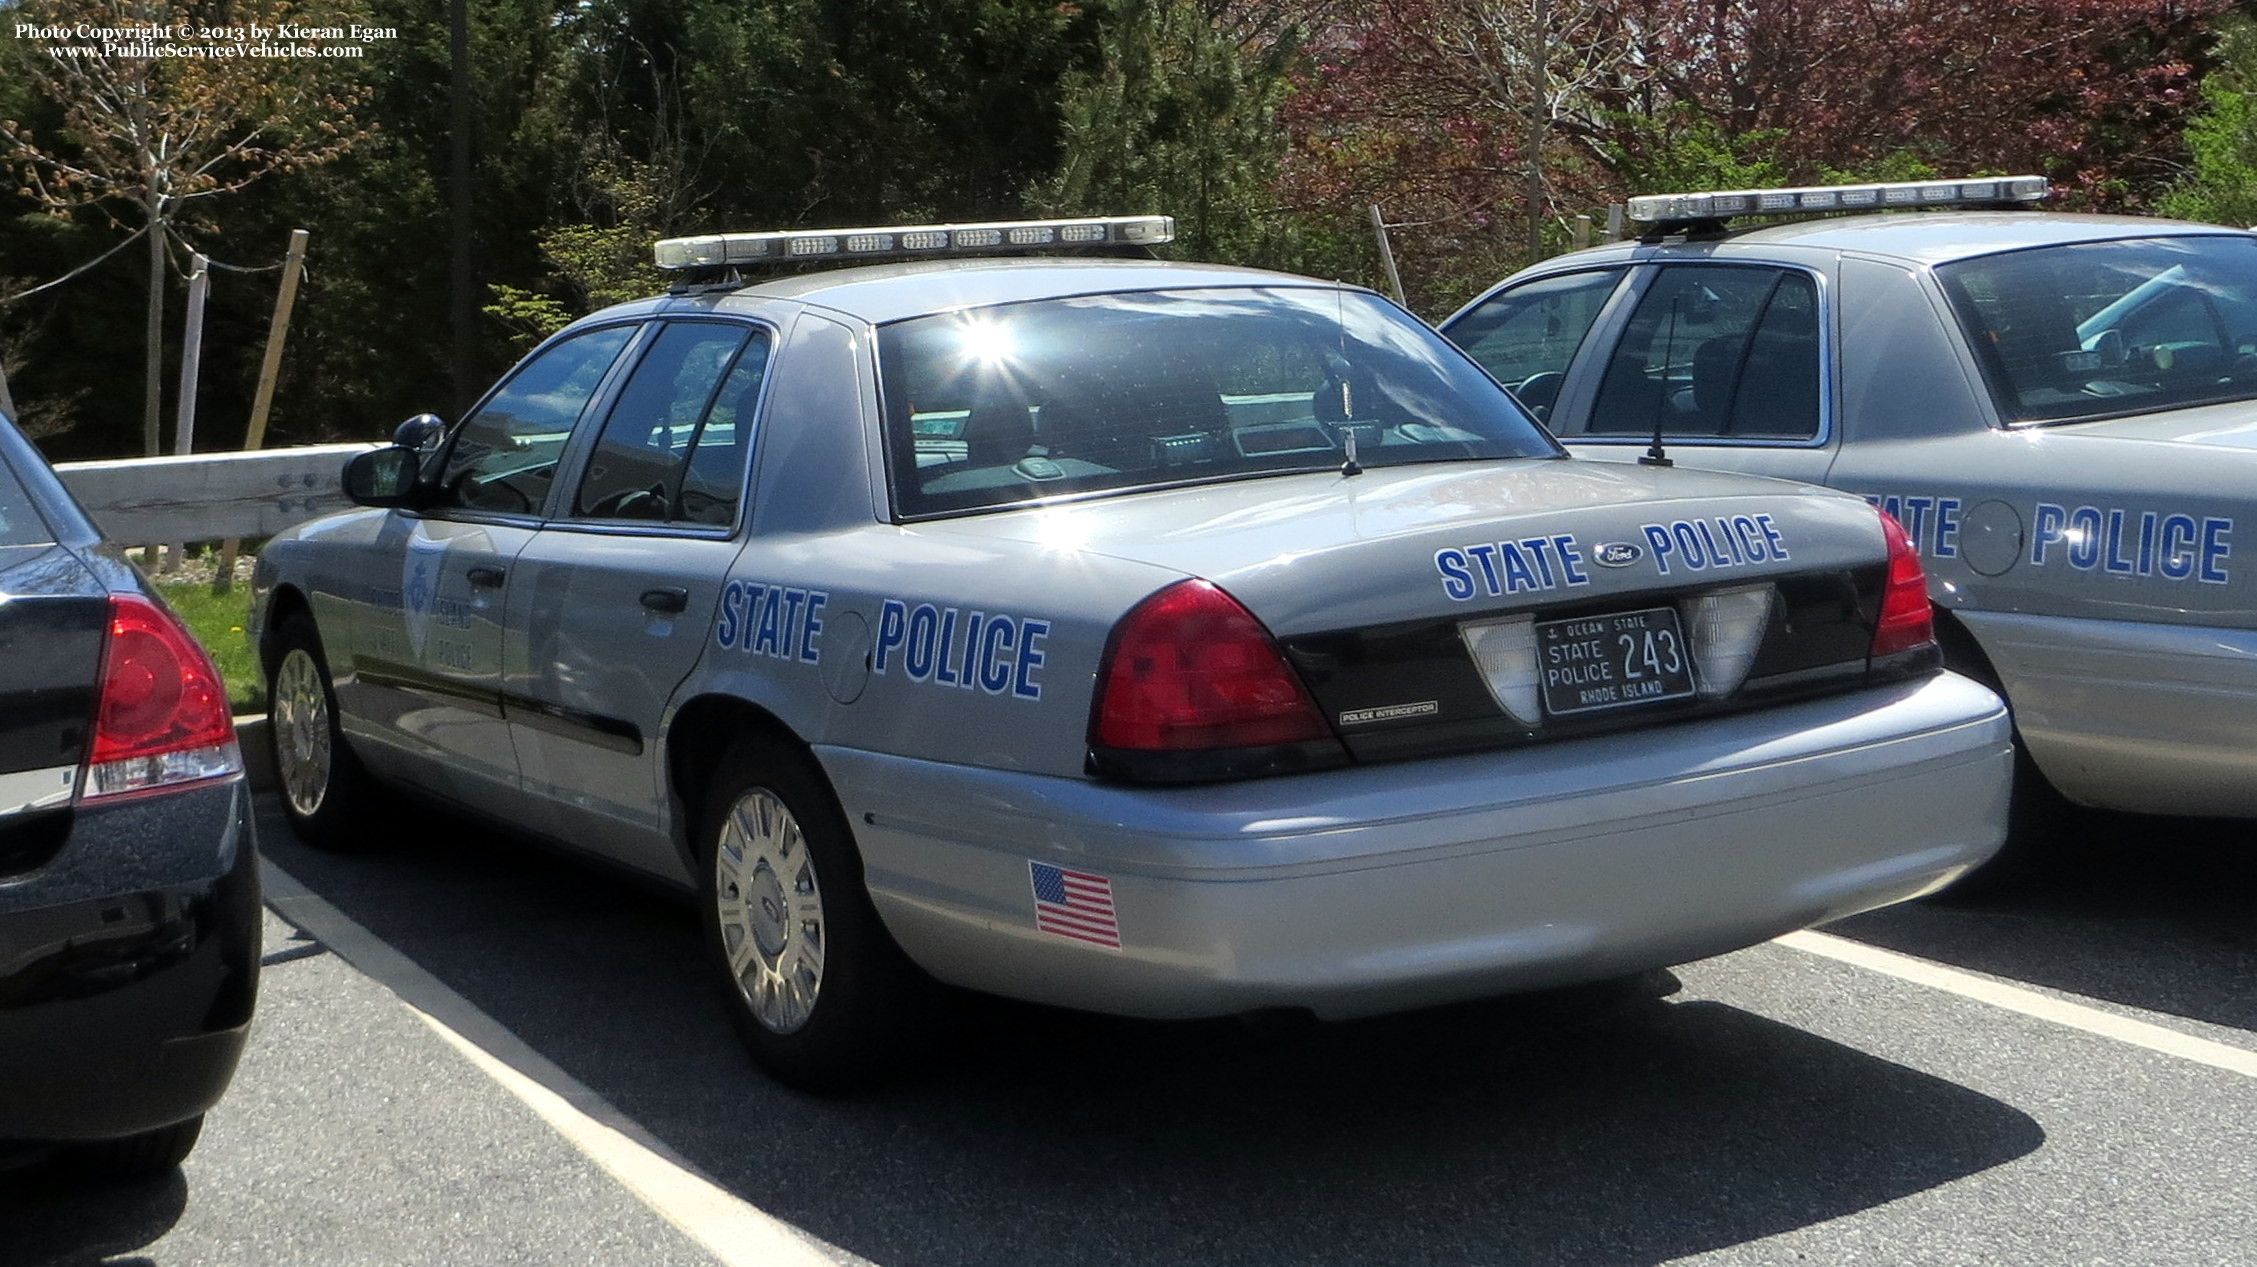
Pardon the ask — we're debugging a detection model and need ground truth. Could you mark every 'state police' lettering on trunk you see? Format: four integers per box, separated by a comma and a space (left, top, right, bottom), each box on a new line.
1642, 514, 1789, 576
876, 600, 1051, 700
2031, 502, 2231, 584
1435, 536, 1592, 601
716, 581, 827, 662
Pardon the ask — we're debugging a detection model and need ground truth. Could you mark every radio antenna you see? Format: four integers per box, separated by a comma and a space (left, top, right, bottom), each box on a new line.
1641, 297, 1677, 468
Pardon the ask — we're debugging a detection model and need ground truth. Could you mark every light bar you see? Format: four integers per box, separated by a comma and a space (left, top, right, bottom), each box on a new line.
653, 215, 1176, 270
1627, 176, 2047, 224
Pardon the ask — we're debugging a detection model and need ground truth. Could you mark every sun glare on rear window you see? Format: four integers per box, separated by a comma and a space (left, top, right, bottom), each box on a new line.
876, 287, 1560, 518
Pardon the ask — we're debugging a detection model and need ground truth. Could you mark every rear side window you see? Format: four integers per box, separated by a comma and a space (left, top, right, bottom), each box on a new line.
1937, 235, 2257, 424
877, 286, 1559, 518
1585, 266, 1821, 441
0, 456, 52, 547
1445, 269, 1626, 420
571, 322, 770, 526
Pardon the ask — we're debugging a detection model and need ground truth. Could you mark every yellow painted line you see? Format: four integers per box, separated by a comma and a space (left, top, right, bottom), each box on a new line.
1779, 929, 2257, 1080
261, 859, 863, 1267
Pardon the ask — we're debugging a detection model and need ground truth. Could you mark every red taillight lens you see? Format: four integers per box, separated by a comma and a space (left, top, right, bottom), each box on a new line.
83, 593, 241, 800
1871, 509, 1935, 658
1092, 580, 1331, 751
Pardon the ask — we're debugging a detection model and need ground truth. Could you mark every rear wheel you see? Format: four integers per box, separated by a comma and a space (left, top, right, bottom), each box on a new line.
699, 736, 940, 1092
1932, 615, 2071, 899
267, 613, 375, 850
54, 1115, 203, 1181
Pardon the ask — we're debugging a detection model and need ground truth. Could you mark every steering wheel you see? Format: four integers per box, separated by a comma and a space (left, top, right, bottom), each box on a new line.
1509, 371, 1566, 415
582, 483, 670, 520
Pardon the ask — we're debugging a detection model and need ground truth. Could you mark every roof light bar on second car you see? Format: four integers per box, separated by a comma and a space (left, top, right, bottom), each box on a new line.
1627, 176, 2048, 225
653, 215, 1176, 270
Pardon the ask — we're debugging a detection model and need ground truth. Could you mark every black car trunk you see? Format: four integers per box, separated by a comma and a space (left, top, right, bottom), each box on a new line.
0, 542, 107, 871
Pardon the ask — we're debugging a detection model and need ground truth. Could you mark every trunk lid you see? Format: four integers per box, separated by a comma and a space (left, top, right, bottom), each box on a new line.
943, 460, 1905, 769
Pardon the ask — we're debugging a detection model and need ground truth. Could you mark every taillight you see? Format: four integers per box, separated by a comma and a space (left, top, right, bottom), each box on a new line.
82, 593, 242, 800
1092, 580, 1331, 752
1871, 509, 1935, 659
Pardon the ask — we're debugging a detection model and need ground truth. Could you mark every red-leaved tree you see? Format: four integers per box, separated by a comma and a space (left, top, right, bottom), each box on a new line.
1282, 0, 2227, 313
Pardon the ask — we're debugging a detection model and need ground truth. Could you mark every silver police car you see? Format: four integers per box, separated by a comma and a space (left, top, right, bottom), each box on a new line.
253, 215, 2010, 1088
1443, 178, 2257, 867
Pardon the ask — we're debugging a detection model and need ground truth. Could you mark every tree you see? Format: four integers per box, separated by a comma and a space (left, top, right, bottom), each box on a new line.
2163, 16, 2257, 226
1, 0, 368, 454
1032, 0, 1314, 265
1280, 0, 2229, 315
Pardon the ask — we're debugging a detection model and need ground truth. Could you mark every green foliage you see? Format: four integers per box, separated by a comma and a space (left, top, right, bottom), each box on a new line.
152, 570, 264, 713
1604, 109, 1790, 197
2163, 17, 2257, 227
1031, 0, 1306, 267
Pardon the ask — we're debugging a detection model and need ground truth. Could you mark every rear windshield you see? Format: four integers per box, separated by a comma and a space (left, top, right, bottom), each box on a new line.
1937, 235, 2257, 425
877, 286, 1560, 517
0, 444, 55, 547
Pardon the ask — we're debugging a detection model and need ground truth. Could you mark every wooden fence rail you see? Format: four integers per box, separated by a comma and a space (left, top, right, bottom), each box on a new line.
54, 443, 377, 545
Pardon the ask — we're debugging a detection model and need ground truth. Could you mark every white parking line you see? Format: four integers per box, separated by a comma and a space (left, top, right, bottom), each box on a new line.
260, 859, 867, 1267
1780, 929, 2257, 1080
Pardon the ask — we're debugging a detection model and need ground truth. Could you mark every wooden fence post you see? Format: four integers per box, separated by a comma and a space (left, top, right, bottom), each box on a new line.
216, 229, 310, 596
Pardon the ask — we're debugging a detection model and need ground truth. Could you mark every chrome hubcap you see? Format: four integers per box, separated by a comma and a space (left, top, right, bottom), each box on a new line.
272, 648, 333, 819
714, 788, 825, 1034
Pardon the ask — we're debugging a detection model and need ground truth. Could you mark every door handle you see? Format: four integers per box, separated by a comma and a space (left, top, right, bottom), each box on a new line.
466, 566, 506, 589
639, 586, 689, 614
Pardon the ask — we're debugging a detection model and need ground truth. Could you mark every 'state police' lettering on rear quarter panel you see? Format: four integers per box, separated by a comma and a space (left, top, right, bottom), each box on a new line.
1866, 495, 1964, 559
1435, 536, 1593, 601
1640, 515, 1790, 577
716, 581, 827, 662
875, 599, 1051, 700
2030, 502, 2232, 583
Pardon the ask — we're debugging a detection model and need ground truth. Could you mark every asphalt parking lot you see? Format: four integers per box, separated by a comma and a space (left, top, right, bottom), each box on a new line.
4, 796, 2253, 1266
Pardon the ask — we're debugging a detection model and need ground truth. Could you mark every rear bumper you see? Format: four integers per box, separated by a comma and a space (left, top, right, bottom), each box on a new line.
823, 672, 2012, 1020
0, 777, 259, 1142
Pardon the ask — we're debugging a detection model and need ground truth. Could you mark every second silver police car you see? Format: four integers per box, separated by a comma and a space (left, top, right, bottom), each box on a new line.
1443, 177, 2257, 869
253, 216, 2010, 1088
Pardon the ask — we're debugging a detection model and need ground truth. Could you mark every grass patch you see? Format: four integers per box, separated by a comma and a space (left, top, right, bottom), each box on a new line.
153, 578, 265, 715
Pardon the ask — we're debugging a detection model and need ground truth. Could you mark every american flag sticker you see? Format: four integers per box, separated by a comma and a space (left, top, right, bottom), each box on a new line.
1029, 861, 1121, 950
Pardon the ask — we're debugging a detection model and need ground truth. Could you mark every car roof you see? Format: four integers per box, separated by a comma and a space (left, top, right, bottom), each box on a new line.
1650, 211, 2254, 267
710, 256, 1341, 324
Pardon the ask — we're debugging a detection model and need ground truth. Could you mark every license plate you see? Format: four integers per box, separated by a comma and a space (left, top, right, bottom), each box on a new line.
1536, 607, 1696, 716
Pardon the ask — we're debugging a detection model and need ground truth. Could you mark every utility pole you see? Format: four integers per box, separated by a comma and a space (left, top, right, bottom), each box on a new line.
450, 0, 476, 415
1526, 0, 1549, 266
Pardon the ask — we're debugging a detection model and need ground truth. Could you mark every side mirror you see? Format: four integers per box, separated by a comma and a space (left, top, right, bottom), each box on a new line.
344, 446, 425, 508
393, 413, 447, 450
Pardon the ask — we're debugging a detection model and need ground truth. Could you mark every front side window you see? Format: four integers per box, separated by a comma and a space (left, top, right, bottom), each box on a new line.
1444, 269, 1627, 420
571, 322, 769, 525
1586, 266, 1821, 441
878, 287, 1560, 518
433, 325, 636, 515
1937, 235, 2257, 425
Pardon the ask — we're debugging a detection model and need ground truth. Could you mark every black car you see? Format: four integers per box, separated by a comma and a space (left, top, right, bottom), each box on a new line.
0, 409, 259, 1178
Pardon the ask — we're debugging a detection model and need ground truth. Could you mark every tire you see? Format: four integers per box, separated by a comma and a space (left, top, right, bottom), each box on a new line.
54, 1115, 203, 1181
698, 736, 941, 1092
1929, 616, 2070, 900
266, 612, 377, 850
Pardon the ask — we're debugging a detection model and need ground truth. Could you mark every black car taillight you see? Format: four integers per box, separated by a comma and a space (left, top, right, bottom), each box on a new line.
80, 593, 242, 801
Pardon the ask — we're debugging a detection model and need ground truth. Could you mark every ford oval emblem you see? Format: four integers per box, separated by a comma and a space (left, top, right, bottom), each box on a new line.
1593, 541, 1643, 568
